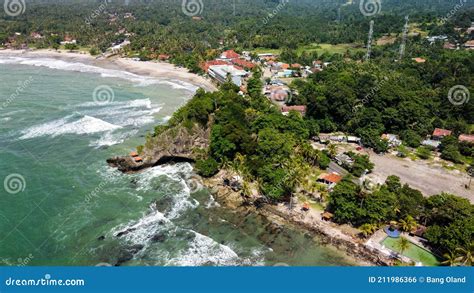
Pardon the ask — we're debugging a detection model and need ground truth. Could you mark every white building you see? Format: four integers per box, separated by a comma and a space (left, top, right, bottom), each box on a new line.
208, 65, 248, 87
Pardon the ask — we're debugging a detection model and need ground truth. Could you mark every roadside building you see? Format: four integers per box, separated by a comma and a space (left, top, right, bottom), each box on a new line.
464, 40, 474, 50
281, 105, 306, 116
412, 57, 426, 63
432, 128, 452, 140
459, 134, 474, 144
347, 136, 362, 144
317, 173, 343, 190
422, 139, 441, 149
220, 50, 240, 60
381, 133, 402, 148
208, 65, 248, 87
335, 153, 354, 167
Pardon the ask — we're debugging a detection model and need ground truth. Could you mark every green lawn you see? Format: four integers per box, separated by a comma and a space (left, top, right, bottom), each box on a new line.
382, 237, 440, 266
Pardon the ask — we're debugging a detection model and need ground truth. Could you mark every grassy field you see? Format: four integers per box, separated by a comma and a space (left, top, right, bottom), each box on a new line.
251, 43, 365, 56
382, 237, 440, 266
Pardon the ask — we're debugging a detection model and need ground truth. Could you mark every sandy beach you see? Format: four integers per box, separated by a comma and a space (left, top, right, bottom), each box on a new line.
0, 49, 217, 92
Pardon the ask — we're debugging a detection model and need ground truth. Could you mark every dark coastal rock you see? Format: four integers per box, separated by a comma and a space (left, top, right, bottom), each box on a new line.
150, 233, 167, 243
97, 236, 105, 241
115, 228, 137, 238
107, 123, 210, 173
114, 245, 145, 266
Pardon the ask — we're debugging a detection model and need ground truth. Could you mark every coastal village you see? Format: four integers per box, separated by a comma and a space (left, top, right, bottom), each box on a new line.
2, 6, 473, 268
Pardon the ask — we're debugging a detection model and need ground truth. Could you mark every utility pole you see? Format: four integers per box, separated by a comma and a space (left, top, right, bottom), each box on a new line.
365, 20, 374, 61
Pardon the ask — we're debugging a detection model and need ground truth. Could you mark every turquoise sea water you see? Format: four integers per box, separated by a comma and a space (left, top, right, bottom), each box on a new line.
0, 55, 355, 266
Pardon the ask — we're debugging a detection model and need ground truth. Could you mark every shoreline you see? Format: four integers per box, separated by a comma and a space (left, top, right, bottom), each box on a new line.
0, 49, 217, 92
202, 170, 398, 267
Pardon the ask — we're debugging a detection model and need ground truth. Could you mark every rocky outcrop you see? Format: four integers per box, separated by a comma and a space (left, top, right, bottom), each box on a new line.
107, 123, 210, 173
202, 171, 395, 266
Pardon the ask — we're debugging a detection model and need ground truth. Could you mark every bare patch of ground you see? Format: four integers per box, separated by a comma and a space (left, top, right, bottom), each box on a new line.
366, 151, 473, 202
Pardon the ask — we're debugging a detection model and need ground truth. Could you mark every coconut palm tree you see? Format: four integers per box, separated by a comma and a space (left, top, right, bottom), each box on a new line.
441, 251, 459, 267
359, 223, 378, 238
455, 243, 474, 266
397, 237, 410, 256
399, 216, 417, 233
327, 144, 337, 158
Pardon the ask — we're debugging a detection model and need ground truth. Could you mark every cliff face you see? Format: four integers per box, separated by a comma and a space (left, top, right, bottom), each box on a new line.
107, 123, 210, 173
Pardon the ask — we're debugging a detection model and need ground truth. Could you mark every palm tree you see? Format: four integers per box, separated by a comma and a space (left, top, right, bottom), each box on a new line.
441, 251, 459, 267
399, 216, 417, 233
455, 243, 474, 266
397, 237, 410, 256
359, 223, 377, 238
327, 144, 337, 158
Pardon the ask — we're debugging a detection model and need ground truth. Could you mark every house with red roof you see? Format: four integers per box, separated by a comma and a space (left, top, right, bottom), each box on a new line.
281, 105, 306, 116
230, 58, 255, 70
432, 128, 452, 140
220, 50, 240, 60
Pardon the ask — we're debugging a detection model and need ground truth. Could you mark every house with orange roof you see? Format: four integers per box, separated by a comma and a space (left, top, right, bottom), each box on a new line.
412, 57, 426, 63
317, 173, 343, 189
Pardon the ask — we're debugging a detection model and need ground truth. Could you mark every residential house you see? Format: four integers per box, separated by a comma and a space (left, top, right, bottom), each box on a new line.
432, 128, 452, 140
281, 105, 306, 116
443, 42, 457, 50
317, 173, 343, 190
220, 50, 240, 60
412, 57, 426, 63
158, 54, 171, 61
109, 40, 130, 54
381, 134, 402, 148
459, 134, 474, 144
230, 58, 255, 70
30, 32, 43, 39
464, 40, 474, 50
422, 139, 441, 149
335, 153, 354, 167
60, 35, 76, 45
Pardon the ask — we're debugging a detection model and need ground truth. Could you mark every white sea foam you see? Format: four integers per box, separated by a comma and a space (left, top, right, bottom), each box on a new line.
166, 231, 240, 266
136, 164, 199, 219
89, 129, 139, 148
0, 56, 197, 91
19, 115, 121, 139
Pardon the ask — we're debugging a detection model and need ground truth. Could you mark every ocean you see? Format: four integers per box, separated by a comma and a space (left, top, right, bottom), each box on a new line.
0, 55, 355, 266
